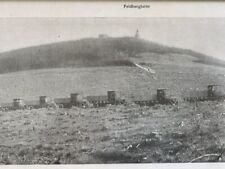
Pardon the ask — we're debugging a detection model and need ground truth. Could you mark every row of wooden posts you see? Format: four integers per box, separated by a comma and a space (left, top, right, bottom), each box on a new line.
4, 89, 170, 110
2, 84, 224, 111
6, 91, 118, 110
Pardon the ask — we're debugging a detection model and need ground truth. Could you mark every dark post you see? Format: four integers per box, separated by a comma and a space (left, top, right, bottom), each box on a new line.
157, 89, 166, 104
40, 96, 48, 105
13, 99, 20, 108
107, 91, 116, 104
13, 98, 24, 108
207, 85, 215, 100
71, 93, 79, 106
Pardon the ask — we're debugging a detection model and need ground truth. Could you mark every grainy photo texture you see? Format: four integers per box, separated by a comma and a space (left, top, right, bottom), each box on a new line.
0, 18, 225, 164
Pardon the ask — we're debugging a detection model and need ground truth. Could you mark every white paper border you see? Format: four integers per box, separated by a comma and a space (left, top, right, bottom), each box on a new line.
0, 1, 225, 18
0, 1, 225, 169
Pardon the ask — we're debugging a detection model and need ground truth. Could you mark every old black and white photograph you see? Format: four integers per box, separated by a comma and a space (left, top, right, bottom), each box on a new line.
1, 17, 225, 165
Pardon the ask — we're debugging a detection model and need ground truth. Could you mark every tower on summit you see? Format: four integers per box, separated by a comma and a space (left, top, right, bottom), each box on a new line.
135, 29, 140, 39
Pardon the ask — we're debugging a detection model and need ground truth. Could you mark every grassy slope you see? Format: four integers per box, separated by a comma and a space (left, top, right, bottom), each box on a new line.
0, 36, 224, 102
0, 39, 225, 164
0, 37, 224, 74
0, 62, 225, 103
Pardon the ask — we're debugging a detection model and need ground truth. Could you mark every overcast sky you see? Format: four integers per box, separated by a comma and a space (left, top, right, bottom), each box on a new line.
1, 18, 225, 60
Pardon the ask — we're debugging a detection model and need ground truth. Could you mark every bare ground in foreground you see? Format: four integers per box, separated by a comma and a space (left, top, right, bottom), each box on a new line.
0, 101, 225, 164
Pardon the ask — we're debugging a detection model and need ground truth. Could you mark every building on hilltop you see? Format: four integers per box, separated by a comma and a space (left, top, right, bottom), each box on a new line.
135, 29, 140, 39
98, 34, 109, 39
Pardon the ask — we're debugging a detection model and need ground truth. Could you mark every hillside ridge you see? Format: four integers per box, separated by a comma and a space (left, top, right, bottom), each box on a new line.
0, 36, 223, 74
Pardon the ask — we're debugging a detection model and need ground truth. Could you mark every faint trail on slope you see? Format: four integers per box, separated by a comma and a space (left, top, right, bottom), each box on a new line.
134, 63, 157, 79
134, 63, 156, 74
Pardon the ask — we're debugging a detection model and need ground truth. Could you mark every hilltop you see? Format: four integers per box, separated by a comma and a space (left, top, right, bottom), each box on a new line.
0, 36, 224, 74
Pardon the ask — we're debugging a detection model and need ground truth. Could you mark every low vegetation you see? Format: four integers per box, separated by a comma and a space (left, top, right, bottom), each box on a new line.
0, 37, 224, 74
0, 101, 225, 164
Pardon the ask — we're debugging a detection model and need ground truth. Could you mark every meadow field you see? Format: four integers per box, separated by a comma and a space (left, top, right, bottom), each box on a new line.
0, 58, 224, 103
0, 101, 225, 164
0, 53, 225, 163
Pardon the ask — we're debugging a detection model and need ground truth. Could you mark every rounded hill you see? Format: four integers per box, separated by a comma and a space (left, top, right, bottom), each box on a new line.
0, 36, 224, 74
